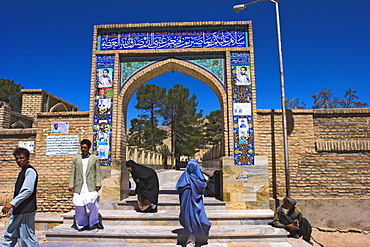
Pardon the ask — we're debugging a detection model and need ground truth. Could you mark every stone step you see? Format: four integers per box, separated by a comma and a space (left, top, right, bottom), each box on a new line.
59, 209, 274, 226
45, 224, 288, 244
118, 194, 226, 211
40, 243, 295, 247
35, 213, 63, 231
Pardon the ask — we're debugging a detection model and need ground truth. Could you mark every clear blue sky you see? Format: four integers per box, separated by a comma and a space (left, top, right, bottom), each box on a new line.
1, 0, 369, 125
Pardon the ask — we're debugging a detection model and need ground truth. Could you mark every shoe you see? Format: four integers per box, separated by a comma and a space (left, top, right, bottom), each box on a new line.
148, 207, 157, 213
142, 207, 157, 213
78, 225, 90, 231
186, 241, 195, 247
129, 190, 136, 196
307, 240, 314, 246
91, 222, 104, 229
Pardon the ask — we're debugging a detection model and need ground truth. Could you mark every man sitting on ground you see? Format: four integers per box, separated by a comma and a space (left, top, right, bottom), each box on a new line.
269, 197, 313, 245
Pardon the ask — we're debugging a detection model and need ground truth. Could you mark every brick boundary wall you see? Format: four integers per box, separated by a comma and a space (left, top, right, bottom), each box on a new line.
255, 108, 370, 200
33, 111, 92, 212
1, 108, 370, 216
0, 129, 37, 199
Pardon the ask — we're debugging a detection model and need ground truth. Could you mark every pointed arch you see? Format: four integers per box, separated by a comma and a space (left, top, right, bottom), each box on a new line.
49, 102, 68, 112
113, 57, 230, 160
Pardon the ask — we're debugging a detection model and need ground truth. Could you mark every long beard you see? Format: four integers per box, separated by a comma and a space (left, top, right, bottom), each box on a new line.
282, 207, 289, 215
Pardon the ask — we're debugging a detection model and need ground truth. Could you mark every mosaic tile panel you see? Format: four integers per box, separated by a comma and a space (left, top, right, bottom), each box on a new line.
120, 55, 225, 90
93, 55, 114, 166
231, 52, 254, 165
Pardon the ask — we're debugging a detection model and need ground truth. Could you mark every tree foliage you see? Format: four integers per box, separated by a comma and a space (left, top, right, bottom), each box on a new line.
133, 84, 167, 151
127, 116, 167, 151
312, 87, 340, 109
161, 84, 203, 158
338, 89, 368, 108
285, 97, 306, 109
128, 83, 219, 158
0, 79, 23, 112
286, 87, 368, 109
203, 110, 222, 145
127, 118, 148, 148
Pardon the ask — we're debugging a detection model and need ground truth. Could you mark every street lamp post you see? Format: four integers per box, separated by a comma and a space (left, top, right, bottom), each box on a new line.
233, 0, 291, 197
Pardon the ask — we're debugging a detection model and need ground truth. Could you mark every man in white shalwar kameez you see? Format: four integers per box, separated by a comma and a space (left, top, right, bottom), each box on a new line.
68, 139, 103, 231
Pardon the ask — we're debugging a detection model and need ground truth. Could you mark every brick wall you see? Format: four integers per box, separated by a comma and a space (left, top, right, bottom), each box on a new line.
33, 111, 92, 212
2, 106, 370, 212
21, 89, 78, 119
255, 108, 370, 199
21, 89, 44, 118
0, 129, 36, 199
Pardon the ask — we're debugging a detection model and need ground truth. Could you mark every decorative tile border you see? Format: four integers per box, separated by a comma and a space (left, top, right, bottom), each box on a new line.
120, 55, 225, 91
93, 55, 114, 166
231, 52, 254, 165
98, 28, 248, 51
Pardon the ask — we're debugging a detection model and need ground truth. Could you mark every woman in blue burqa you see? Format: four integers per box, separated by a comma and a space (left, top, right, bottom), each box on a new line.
176, 159, 211, 246
126, 160, 159, 213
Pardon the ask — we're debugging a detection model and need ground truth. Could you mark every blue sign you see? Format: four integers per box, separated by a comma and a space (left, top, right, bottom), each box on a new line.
98, 29, 248, 50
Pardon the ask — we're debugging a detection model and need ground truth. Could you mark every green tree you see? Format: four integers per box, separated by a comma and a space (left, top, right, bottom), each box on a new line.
177, 119, 204, 158
161, 84, 203, 158
0, 79, 23, 112
339, 89, 368, 108
203, 110, 222, 146
134, 84, 166, 151
127, 116, 166, 151
127, 118, 147, 148
158, 144, 171, 165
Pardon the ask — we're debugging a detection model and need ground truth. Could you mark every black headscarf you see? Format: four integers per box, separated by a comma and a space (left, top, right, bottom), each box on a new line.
126, 160, 159, 205
283, 197, 297, 207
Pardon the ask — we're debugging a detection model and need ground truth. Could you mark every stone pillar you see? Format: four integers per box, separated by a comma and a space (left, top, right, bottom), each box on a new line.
21, 89, 44, 118
0, 103, 12, 129
222, 156, 270, 210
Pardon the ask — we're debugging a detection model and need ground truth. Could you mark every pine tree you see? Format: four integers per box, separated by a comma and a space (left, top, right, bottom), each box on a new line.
161, 84, 203, 158
203, 110, 222, 146
134, 84, 167, 151
0, 79, 24, 112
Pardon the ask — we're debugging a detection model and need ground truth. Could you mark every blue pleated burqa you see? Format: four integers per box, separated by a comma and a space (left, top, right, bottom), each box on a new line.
176, 159, 211, 237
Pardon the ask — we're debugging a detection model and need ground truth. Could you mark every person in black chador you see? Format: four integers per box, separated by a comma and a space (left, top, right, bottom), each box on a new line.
269, 197, 313, 245
203, 170, 221, 199
126, 160, 159, 213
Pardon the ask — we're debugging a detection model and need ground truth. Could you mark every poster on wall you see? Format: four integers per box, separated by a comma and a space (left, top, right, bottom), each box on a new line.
18, 141, 35, 153
96, 88, 114, 99
97, 68, 113, 88
51, 121, 69, 134
233, 103, 251, 116
93, 55, 114, 166
45, 135, 79, 155
234, 66, 251, 86
231, 52, 254, 165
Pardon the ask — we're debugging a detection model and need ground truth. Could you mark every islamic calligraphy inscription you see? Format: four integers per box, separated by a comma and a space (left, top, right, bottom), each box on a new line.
98, 29, 248, 50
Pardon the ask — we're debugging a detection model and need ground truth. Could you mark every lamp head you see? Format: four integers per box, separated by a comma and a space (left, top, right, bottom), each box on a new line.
233, 4, 246, 12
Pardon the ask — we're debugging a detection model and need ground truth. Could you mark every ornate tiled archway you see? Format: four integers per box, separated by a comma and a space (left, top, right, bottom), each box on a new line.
89, 21, 257, 200
115, 57, 230, 161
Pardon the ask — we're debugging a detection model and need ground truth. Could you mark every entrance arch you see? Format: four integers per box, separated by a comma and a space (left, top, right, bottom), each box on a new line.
89, 21, 257, 202
115, 57, 230, 161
